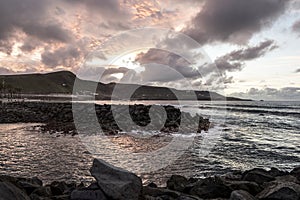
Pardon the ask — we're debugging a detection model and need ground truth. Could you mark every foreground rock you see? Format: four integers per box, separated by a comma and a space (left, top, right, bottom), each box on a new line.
0, 160, 299, 200
89, 159, 142, 200
0, 181, 31, 200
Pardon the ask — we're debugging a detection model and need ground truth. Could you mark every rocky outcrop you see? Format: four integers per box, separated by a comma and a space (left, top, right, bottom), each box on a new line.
0, 102, 210, 135
0, 160, 299, 200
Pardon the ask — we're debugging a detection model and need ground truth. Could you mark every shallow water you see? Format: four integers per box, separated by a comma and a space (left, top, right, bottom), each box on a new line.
0, 101, 299, 185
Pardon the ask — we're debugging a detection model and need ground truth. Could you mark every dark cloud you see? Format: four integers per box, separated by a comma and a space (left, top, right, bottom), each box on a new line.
135, 48, 201, 80
215, 40, 278, 73
0, 0, 71, 44
292, 20, 300, 34
64, 0, 129, 19
22, 23, 72, 43
295, 68, 300, 73
41, 45, 81, 68
184, 0, 289, 44
0, 67, 14, 74
224, 40, 278, 61
231, 87, 300, 100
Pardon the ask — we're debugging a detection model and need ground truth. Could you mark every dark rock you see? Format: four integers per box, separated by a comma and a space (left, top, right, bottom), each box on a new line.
242, 168, 275, 185
71, 189, 107, 200
176, 195, 202, 200
142, 186, 180, 198
230, 190, 257, 200
30, 186, 52, 197
147, 182, 158, 188
167, 175, 189, 192
275, 175, 300, 184
29, 193, 50, 200
90, 158, 142, 200
51, 195, 70, 200
18, 181, 41, 195
188, 177, 232, 199
290, 166, 300, 181
87, 182, 100, 190
269, 168, 288, 177
49, 181, 69, 195
0, 181, 31, 200
226, 181, 263, 195
257, 181, 300, 200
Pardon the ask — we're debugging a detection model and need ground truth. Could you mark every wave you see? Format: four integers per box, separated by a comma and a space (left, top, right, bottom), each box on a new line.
197, 106, 300, 117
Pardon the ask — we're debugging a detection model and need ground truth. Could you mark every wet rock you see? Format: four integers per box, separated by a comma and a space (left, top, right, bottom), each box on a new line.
176, 195, 202, 200
51, 195, 70, 200
0, 181, 30, 200
230, 190, 257, 200
257, 181, 300, 200
90, 159, 142, 200
71, 189, 107, 200
49, 181, 69, 195
18, 181, 41, 195
275, 175, 300, 184
242, 168, 275, 185
269, 168, 288, 177
290, 166, 300, 181
167, 175, 189, 192
188, 177, 232, 199
226, 181, 263, 196
142, 186, 180, 198
30, 186, 52, 197
147, 182, 158, 188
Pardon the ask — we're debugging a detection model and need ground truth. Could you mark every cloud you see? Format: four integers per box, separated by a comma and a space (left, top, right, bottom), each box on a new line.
0, 0, 71, 44
292, 20, 300, 35
0, 67, 14, 75
295, 68, 300, 73
184, 0, 289, 44
64, 0, 130, 20
215, 40, 278, 73
231, 87, 300, 100
41, 45, 81, 68
135, 49, 201, 80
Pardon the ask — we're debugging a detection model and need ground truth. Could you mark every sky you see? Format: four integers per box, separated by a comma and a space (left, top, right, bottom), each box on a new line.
0, 0, 299, 100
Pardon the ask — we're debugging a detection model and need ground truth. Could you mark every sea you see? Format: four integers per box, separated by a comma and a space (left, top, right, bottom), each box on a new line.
0, 100, 299, 185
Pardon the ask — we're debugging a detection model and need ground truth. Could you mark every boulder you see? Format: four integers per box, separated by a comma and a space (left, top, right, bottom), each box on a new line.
18, 181, 41, 195
71, 189, 107, 200
0, 181, 31, 200
256, 181, 300, 200
188, 178, 232, 199
275, 175, 299, 184
290, 166, 300, 181
242, 168, 275, 185
269, 168, 288, 177
230, 190, 257, 200
142, 186, 180, 198
49, 181, 70, 195
226, 181, 263, 195
167, 175, 189, 192
30, 186, 52, 197
90, 159, 142, 200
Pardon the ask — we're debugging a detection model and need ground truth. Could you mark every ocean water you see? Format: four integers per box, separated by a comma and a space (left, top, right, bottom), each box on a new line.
0, 101, 299, 185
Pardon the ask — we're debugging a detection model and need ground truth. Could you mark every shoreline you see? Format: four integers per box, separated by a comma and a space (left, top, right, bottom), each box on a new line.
0, 158, 299, 200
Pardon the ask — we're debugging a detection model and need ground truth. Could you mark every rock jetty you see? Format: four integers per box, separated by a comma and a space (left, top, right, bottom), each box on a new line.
0, 102, 210, 135
0, 159, 299, 200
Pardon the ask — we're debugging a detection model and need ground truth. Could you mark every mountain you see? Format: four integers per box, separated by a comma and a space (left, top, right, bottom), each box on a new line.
0, 71, 250, 101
